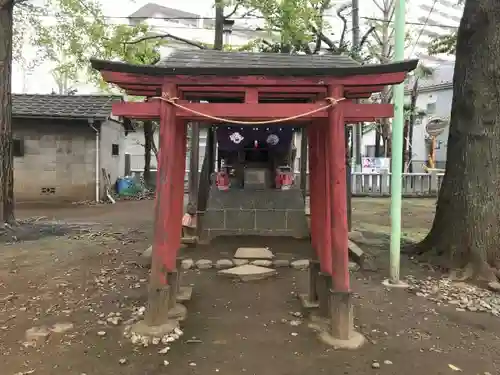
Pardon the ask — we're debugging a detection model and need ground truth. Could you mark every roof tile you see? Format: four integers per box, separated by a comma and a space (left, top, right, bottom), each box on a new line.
12, 94, 122, 120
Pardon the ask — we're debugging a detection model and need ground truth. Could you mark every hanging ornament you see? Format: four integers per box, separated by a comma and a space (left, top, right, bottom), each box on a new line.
229, 131, 244, 144
266, 134, 279, 146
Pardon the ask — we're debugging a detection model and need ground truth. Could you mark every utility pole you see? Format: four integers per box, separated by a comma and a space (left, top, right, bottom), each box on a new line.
214, 0, 224, 51
387, 0, 407, 287
351, 0, 362, 171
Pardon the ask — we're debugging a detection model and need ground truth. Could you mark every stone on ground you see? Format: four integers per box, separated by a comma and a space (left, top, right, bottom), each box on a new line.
233, 259, 249, 266
291, 259, 309, 270
141, 245, 152, 258
25, 326, 51, 346
49, 322, 74, 333
234, 247, 274, 260
181, 258, 194, 270
215, 259, 234, 269
251, 259, 273, 267
218, 264, 277, 281
196, 259, 213, 269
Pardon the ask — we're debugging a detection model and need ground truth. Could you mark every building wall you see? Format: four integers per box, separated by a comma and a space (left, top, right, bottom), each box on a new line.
13, 119, 96, 202
125, 126, 208, 174
410, 88, 452, 171
99, 119, 126, 195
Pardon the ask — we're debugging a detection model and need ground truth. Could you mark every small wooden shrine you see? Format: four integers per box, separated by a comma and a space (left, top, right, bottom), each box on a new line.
91, 50, 417, 344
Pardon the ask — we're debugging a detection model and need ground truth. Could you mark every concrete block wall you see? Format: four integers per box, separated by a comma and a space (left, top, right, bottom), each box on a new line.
201, 188, 309, 241
13, 119, 97, 202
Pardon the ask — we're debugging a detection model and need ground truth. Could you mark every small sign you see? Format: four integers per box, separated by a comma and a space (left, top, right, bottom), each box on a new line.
425, 117, 449, 137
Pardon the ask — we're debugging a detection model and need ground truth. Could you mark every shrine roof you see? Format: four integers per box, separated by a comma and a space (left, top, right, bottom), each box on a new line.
91, 50, 418, 77
12, 94, 122, 120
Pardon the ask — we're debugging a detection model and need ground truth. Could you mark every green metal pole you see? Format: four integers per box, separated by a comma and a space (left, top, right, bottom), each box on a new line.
389, 0, 406, 284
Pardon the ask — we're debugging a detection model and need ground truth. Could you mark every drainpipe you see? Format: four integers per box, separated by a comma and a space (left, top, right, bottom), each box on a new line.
88, 119, 100, 202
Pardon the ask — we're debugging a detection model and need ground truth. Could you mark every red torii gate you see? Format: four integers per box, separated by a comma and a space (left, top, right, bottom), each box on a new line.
91, 50, 417, 344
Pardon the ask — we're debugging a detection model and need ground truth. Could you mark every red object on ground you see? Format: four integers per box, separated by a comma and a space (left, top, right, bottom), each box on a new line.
275, 168, 294, 190
216, 171, 230, 191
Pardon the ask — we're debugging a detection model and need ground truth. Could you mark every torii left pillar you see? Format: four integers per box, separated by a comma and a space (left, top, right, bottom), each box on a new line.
136, 82, 187, 335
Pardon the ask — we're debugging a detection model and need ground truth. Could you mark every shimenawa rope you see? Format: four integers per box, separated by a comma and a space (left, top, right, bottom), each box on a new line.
153, 93, 346, 125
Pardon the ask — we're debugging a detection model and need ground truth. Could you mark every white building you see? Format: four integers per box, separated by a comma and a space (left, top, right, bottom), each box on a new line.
361, 63, 454, 172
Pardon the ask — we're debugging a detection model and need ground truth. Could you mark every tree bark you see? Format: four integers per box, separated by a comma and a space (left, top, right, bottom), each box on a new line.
402, 119, 409, 172
408, 82, 418, 173
374, 125, 382, 157
0, 1, 14, 223
143, 120, 154, 187
415, 0, 500, 282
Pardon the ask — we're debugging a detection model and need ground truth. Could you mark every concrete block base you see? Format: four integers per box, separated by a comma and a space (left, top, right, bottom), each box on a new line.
129, 320, 178, 338
167, 303, 188, 321
176, 286, 193, 303
298, 293, 319, 310
318, 329, 366, 350
308, 315, 366, 350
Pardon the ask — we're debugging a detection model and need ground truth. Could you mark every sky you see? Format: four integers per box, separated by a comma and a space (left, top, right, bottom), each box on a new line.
12, 0, 463, 95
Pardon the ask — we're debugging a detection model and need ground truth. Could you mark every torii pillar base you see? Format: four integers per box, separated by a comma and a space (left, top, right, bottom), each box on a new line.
308, 290, 366, 350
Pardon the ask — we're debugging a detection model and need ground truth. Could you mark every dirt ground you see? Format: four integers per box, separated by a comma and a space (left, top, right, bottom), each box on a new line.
1, 198, 498, 375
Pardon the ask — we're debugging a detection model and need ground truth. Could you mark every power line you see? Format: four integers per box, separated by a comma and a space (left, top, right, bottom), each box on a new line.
31, 12, 460, 30
410, 0, 439, 56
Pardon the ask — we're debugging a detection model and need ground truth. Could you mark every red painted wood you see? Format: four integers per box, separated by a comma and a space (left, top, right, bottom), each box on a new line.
319, 122, 333, 275
308, 124, 319, 261
169, 119, 188, 267
100, 70, 407, 89
112, 100, 393, 122
181, 92, 319, 100
153, 83, 178, 284
174, 102, 394, 121
245, 88, 259, 104
328, 85, 350, 292
179, 85, 326, 93
314, 124, 325, 270
112, 101, 160, 119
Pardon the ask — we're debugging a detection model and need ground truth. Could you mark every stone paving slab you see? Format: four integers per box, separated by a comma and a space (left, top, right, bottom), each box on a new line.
217, 264, 277, 282
234, 247, 274, 260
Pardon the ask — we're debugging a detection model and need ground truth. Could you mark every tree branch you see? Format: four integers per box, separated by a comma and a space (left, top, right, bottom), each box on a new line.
224, 3, 240, 19
359, 26, 376, 50
372, 0, 385, 13
336, 4, 351, 48
124, 34, 206, 50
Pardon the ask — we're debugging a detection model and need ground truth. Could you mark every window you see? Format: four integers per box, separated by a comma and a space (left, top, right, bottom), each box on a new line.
426, 102, 436, 114
13, 138, 24, 157
112, 144, 119, 156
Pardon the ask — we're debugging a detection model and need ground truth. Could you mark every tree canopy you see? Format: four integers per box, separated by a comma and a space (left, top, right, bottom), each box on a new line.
13, 0, 164, 92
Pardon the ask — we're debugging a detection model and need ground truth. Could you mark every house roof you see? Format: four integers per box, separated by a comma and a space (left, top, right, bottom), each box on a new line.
91, 49, 418, 77
12, 94, 122, 120
128, 3, 198, 20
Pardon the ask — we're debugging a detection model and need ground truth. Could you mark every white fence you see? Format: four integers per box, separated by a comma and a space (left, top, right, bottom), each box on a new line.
128, 166, 444, 197
349, 172, 444, 197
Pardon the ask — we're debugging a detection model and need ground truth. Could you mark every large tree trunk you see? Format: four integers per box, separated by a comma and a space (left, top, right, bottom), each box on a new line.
415, 0, 500, 282
0, 1, 14, 224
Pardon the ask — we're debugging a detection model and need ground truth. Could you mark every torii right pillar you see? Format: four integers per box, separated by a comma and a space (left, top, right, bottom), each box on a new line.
322, 85, 365, 348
